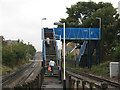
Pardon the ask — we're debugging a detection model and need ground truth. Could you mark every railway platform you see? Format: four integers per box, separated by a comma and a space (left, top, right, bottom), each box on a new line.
41, 75, 62, 89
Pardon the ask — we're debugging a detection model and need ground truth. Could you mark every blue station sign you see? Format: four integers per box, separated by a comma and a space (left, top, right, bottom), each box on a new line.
54, 28, 100, 40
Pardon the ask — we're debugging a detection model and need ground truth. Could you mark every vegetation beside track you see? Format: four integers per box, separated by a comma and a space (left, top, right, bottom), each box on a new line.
2, 38, 36, 75
65, 44, 120, 80
66, 61, 110, 77
2, 61, 30, 75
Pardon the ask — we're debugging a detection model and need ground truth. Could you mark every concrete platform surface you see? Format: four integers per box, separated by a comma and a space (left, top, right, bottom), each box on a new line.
41, 77, 63, 90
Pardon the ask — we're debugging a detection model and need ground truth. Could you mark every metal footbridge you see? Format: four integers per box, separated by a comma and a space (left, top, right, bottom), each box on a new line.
42, 27, 100, 89
54, 28, 100, 68
42, 28, 60, 75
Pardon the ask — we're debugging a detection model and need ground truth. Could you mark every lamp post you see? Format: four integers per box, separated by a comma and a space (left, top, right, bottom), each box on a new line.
96, 17, 101, 37
96, 17, 101, 27
54, 35, 62, 59
41, 18, 46, 40
54, 22, 66, 90
54, 34, 62, 81
96, 17, 101, 65
41, 18, 46, 73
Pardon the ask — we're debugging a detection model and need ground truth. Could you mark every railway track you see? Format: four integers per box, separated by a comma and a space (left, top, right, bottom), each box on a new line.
66, 67, 120, 89
18, 63, 39, 86
2, 62, 35, 88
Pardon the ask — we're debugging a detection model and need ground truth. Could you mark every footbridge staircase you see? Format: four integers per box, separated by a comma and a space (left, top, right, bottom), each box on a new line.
42, 27, 101, 73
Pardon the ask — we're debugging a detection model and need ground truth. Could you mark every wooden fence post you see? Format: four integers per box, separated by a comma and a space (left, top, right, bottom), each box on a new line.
101, 82, 108, 90
89, 82, 94, 90
82, 81, 86, 90
77, 80, 80, 90
73, 79, 76, 89
69, 75, 72, 89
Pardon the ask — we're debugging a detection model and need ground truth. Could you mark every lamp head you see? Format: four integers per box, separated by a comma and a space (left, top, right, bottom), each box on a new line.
54, 22, 63, 25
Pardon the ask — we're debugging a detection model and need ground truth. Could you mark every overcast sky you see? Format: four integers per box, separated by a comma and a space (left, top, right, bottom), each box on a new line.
0, 0, 120, 51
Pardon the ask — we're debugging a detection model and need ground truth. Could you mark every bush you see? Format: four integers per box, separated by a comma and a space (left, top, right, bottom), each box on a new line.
113, 45, 120, 61
67, 52, 75, 59
2, 42, 36, 67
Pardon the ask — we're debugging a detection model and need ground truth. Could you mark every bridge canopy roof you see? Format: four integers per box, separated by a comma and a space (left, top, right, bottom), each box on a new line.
54, 28, 100, 40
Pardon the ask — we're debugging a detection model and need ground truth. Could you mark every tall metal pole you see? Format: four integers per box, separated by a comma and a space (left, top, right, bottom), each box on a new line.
96, 17, 101, 65
63, 23, 65, 80
60, 35, 61, 43
28, 42, 30, 60
96, 18, 101, 28
100, 18, 101, 39
41, 18, 46, 40
41, 18, 46, 73
96, 17, 101, 39
59, 35, 61, 81
53, 22, 66, 89
59, 35, 61, 60
75, 44, 77, 67
63, 22, 66, 90
99, 18, 101, 64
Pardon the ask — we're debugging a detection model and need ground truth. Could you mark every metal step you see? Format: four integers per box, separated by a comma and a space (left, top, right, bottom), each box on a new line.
45, 70, 59, 75
44, 75, 59, 77
46, 52, 56, 54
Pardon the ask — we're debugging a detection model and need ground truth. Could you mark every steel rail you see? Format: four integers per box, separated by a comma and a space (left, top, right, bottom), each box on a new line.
18, 64, 38, 86
67, 70, 101, 89
2, 62, 34, 86
66, 67, 120, 88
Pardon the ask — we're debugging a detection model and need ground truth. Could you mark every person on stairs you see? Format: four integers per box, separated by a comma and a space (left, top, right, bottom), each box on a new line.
49, 60, 56, 75
46, 37, 50, 47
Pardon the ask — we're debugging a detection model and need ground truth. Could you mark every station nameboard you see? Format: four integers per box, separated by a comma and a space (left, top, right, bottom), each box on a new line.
54, 28, 100, 40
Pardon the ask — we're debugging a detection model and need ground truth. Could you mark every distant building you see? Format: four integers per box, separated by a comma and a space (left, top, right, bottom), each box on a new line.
6, 40, 18, 45
1, 36, 19, 46
118, 1, 120, 18
0, 36, 3, 41
0, 36, 3, 45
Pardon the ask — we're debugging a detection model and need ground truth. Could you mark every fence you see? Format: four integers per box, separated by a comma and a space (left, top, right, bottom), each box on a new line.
61, 69, 108, 90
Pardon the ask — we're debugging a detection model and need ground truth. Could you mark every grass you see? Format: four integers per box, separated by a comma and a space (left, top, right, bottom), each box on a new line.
66, 61, 111, 77
2, 61, 31, 75
90, 61, 110, 76
2, 65, 18, 75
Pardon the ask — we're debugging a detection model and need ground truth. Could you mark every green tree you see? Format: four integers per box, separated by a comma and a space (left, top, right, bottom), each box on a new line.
2, 45, 17, 67
113, 45, 120, 61
12, 42, 27, 60
2, 41, 36, 67
27, 44, 36, 59
59, 1, 119, 61
60, 2, 114, 27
